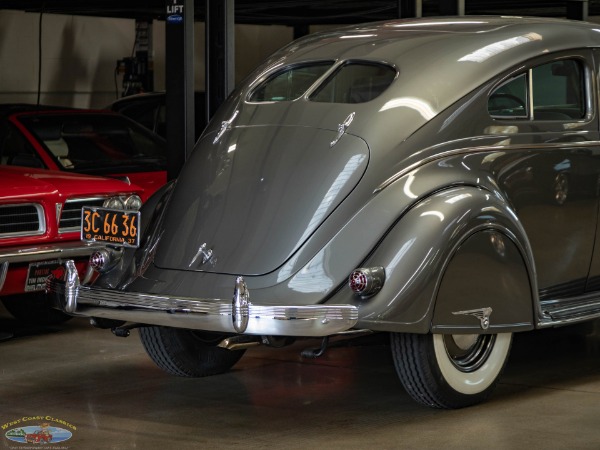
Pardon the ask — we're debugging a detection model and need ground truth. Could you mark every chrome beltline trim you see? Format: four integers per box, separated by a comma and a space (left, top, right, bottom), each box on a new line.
47, 260, 359, 337
374, 140, 600, 193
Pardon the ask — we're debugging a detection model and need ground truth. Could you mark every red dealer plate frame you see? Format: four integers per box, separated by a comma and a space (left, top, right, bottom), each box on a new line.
81, 206, 140, 248
25, 260, 61, 292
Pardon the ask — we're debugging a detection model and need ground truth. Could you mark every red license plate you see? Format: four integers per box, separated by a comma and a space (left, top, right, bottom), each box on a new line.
81, 206, 140, 248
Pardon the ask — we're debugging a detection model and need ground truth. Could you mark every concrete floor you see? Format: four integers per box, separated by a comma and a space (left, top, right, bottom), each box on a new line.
2, 306, 600, 450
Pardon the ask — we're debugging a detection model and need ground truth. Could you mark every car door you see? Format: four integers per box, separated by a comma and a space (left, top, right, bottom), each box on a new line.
489, 50, 600, 300
583, 49, 600, 293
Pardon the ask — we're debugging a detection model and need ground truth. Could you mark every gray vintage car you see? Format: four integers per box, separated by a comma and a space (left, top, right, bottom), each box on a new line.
48, 16, 600, 408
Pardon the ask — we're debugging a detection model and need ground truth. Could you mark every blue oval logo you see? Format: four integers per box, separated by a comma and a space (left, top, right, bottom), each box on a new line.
167, 15, 183, 23
5, 425, 73, 444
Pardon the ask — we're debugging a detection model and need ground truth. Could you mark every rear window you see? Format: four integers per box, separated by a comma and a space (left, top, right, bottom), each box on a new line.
248, 62, 334, 102
248, 60, 396, 104
309, 62, 397, 104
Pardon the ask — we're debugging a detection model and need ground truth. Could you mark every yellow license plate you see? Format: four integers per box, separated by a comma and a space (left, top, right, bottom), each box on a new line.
81, 206, 140, 248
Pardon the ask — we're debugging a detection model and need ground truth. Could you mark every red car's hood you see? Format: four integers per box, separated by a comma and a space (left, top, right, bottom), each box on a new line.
108, 171, 167, 201
0, 166, 139, 199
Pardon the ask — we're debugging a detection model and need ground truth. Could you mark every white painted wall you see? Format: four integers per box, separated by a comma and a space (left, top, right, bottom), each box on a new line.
0, 10, 293, 108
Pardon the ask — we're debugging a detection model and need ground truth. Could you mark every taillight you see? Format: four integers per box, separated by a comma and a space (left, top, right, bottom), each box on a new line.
89, 248, 122, 273
349, 266, 385, 297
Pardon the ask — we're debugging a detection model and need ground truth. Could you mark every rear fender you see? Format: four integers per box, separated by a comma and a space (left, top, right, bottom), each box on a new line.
353, 186, 536, 333
431, 228, 534, 334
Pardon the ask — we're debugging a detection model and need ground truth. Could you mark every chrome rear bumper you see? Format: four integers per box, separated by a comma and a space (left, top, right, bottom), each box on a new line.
46, 260, 359, 337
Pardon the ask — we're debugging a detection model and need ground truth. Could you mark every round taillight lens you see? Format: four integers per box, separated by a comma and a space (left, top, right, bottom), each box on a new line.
89, 248, 122, 273
90, 249, 109, 271
349, 271, 369, 293
348, 266, 385, 297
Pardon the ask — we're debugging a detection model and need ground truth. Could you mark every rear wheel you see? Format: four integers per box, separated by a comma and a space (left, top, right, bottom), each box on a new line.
391, 332, 512, 408
139, 326, 245, 377
1, 292, 72, 326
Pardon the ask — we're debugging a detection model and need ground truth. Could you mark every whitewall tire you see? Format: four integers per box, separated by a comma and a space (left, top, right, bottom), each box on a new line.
391, 332, 513, 408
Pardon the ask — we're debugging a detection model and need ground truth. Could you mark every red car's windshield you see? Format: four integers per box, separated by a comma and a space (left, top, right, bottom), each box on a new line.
17, 113, 166, 172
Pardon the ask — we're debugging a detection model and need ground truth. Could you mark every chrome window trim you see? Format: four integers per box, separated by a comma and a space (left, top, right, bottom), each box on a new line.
490, 55, 592, 122
488, 76, 529, 118
527, 68, 534, 119
245, 58, 399, 105
307, 59, 399, 104
245, 60, 337, 104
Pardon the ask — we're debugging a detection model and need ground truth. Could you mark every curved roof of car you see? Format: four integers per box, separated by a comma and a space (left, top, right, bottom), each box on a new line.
257, 17, 600, 110
280, 16, 600, 64
232, 16, 600, 147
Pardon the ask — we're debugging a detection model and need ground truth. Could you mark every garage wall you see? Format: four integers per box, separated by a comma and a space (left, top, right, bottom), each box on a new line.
0, 10, 293, 108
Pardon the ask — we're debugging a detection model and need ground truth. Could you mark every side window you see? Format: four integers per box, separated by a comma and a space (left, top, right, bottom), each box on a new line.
1, 124, 44, 168
489, 58, 586, 121
119, 101, 160, 132
532, 60, 585, 120
488, 73, 528, 118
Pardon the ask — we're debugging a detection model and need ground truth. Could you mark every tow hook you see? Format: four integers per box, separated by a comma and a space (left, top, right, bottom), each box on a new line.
301, 336, 329, 358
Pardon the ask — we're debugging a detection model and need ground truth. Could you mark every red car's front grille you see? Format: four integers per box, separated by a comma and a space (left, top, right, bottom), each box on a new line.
58, 197, 105, 233
0, 203, 44, 237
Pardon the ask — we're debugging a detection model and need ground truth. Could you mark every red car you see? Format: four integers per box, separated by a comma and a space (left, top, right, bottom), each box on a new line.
25, 431, 52, 443
0, 165, 143, 324
0, 104, 166, 201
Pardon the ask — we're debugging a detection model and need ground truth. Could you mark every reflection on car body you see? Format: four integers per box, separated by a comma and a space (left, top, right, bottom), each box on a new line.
48, 16, 600, 408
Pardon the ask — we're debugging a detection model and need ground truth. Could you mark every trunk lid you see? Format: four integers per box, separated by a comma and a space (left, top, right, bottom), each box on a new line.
155, 124, 369, 275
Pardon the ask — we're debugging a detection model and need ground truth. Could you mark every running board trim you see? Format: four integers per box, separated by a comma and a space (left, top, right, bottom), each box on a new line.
538, 292, 600, 327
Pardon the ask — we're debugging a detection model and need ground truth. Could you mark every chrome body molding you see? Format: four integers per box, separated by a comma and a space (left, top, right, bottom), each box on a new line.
374, 140, 600, 194
538, 293, 600, 327
47, 260, 359, 337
